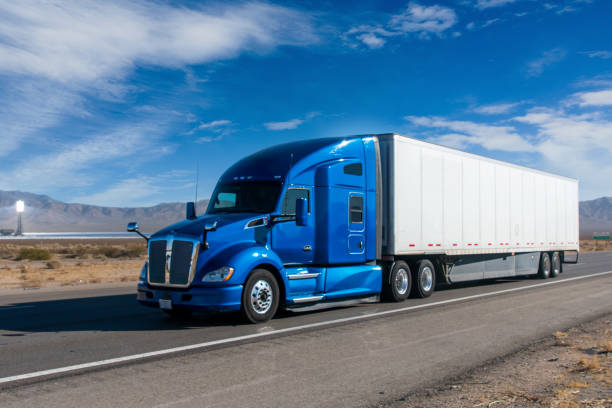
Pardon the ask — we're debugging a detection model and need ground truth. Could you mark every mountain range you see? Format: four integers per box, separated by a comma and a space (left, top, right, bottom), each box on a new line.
0, 190, 208, 233
0, 190, 610, 238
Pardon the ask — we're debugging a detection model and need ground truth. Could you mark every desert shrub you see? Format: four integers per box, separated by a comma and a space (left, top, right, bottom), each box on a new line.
125, 244, 147, 258
96, 244, 146, 258
0, 245, 17, 259
64, 245, 89, 259
46, 260, 62, 269
17, 248, 50, 261
97, 246, 125, 258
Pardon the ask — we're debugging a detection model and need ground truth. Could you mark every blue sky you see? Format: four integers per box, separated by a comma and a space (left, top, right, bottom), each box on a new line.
0, 0, 611, 207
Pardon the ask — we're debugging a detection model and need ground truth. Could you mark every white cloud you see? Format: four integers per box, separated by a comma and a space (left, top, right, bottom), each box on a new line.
264, 112, 320, 131
73, 177, 162, 207
187, 119, 233, 139
264, 118, 304, 131
345, 2, 457, 48
556, 5, 577, 14
405, 116, 533, 152
482, 18, 502, 28
389, 3, 457, 38
197, 120, 232, 130
513, 108, 612, 198
407, 90, 612, 199
473, 102, 521, 115
0, 1, 317, 85
526, 48, 567, 77
0, 0, 317, 156
584, 50, 612, 59
0, 123, 171, 192
570, 89, 612, 107
475, 0, 518, 9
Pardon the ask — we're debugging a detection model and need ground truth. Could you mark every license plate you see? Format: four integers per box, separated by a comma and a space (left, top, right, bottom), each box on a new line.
136, 291, 146, 301
159, 299, 172, 310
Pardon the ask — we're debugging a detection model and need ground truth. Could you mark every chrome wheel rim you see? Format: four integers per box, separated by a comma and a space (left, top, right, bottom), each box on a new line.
395, 268, 409, 295
543, 257, 550, 276
552, 256, 560, 275
250, 280, 273, 314
421, 266, 433, 292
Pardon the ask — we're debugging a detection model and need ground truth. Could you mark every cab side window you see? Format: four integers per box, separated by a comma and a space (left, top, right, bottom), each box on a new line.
283, 188, 310, 215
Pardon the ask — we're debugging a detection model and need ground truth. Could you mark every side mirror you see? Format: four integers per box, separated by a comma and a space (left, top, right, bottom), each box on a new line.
127, 221, 148, 241
295, 198, 308, 227
186, 202, 197, 220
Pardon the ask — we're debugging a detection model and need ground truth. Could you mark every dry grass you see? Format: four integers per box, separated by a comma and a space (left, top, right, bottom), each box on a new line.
0, 239, 146, 289
577, 356, 602, 373
580, 239, 612, 252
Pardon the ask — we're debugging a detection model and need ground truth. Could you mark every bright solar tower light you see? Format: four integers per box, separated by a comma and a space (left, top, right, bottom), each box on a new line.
15, 200, 24, 235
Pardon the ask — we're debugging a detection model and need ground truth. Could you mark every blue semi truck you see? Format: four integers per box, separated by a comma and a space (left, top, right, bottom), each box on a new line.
130, 134, 579, 323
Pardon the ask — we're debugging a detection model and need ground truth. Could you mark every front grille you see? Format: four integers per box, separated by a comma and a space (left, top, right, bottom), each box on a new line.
148, 239, 197, 286
170, 241, 193, 285
149, 240, 166, 284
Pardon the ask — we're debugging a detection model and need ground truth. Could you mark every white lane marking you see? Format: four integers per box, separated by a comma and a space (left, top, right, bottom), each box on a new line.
1, 270, 611, 385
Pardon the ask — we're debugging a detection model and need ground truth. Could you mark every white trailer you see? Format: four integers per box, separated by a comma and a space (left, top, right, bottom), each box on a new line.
376, 134, 578, 292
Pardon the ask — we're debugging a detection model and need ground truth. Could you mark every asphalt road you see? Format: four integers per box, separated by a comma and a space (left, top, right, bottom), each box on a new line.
0, 252, 611, 407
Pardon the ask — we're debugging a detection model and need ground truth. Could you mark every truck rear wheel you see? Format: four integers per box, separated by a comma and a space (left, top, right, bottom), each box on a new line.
241, 269, 279, 323
411, 260, 435, 298
382, 261, 412, 302
550, 252, 561, 278
538, 252, 551, 279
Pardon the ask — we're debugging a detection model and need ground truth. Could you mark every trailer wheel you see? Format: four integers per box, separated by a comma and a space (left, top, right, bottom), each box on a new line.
411, 260, 436, 298
538, 252, 551, 279
550, 252, 561, 278
241, 269, 279, 324
382, 261, 412, 302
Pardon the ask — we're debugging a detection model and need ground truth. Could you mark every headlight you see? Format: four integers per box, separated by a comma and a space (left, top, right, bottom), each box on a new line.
202, 266, 234, 282
138, 262, 148, 285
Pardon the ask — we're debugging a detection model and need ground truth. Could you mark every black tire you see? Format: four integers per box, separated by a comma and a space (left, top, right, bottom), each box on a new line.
550, 252, 561, 278
163, 309, 192, 319
538, 252, 551, 279
411, 260, 436, 298
241, 269, 280, 323
382, 261, 412, 302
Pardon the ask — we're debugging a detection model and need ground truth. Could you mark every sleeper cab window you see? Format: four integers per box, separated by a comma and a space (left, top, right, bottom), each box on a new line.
350, 196, 363, 224
343, 163, 362, 176
283, 188, 310, 215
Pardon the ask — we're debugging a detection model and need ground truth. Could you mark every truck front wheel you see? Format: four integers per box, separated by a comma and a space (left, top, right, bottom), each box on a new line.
241, 269, 280, 323
382, 261, 412, 302
411, 260, 435, 298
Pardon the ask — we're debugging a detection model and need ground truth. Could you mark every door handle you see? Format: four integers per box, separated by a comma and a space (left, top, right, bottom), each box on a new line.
302, 245, 312, 252
359, 241, 363, 249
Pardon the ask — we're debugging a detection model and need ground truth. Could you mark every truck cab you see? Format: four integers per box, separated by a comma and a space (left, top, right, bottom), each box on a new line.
134, 136, 383, 322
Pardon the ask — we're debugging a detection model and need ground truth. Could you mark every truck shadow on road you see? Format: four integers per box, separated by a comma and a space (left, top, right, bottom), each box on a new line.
0, 276, 540, 334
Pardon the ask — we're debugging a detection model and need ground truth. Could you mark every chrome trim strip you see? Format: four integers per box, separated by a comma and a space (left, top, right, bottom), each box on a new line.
292, 295, 323, 304
287, 273, 320, 280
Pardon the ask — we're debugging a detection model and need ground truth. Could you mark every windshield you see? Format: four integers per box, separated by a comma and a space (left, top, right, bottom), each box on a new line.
208, 181, 282, 214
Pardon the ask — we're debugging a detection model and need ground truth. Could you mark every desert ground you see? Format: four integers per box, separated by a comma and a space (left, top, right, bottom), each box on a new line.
0, 239, 146, 289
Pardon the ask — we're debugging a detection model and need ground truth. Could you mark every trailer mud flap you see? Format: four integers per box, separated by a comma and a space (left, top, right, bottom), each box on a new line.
563, 250, 579, 264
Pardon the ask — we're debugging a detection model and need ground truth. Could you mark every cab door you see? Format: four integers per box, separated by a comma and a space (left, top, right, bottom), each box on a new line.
271, 187, 314, 265
347, 193, 366, 261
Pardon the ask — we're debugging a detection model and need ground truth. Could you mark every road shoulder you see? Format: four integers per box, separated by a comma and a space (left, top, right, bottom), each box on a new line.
382, 314, 612, 407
